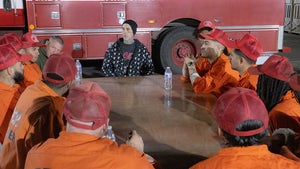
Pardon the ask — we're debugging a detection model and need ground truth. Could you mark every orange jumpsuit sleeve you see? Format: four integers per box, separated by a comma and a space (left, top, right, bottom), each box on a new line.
237, 70, 258, 90
192, 55, 238, 96
269, 91, 300, 134
180, 57, 211, 83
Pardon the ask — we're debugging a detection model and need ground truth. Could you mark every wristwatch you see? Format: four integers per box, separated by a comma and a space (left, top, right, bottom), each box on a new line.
187, 61, 194, 67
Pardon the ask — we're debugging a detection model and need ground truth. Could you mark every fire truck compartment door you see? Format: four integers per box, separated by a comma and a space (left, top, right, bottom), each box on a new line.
35, 3, 61, 28
102, 2, 126, 26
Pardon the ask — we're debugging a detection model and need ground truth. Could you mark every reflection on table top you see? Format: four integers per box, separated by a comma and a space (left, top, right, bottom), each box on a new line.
84, 75, 222, 169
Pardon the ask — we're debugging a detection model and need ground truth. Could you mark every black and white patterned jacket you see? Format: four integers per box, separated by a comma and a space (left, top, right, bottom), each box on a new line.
101, 38, 154, 77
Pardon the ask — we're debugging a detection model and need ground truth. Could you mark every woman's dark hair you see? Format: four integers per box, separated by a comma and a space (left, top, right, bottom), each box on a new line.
24, 96, 65, 152
256, 74, 290, 111
222, 120, 268, 146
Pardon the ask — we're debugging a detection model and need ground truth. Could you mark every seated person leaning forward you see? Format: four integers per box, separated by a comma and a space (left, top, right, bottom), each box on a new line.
182, 29, 239, 97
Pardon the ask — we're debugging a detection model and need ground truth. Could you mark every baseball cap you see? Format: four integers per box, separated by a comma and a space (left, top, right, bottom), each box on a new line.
0, 33, 24, 51
212, 87, 269, 137
0, 44, 32, 70
230, 34, 263, 61
21, 32, 45, 48
199, 29, 232, 48
63, 82, 111, 130
197, 20, 215, 30
43, 54, 77, 84
249, 55, 300, 91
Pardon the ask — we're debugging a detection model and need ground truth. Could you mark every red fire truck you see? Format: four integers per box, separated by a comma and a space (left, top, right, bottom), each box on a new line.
1, 0, 286, 74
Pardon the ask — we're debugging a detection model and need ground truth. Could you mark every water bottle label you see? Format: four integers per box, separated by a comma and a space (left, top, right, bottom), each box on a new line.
165, 73, 172, 78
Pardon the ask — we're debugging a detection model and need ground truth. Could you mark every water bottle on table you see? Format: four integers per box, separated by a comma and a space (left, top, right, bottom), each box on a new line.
103, 125, 116, 141
164, 67, 172, 90
75, 59, 82, 84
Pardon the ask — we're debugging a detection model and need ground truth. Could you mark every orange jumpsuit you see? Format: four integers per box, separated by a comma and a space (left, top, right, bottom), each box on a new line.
237, 69, 258, 90
22, 62, 42, 88
25, 131, 154, 169
0, 83, 22, 143
0, 80, 62, 169
184, 54, 239, 97
269, 90, 300, 134
190, 145, 300, 169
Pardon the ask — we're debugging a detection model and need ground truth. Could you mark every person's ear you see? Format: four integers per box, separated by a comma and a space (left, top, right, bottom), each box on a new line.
240, 56, 244, 64
6, 66, 14, 76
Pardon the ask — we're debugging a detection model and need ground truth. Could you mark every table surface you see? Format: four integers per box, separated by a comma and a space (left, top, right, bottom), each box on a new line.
84, 75, 222, 169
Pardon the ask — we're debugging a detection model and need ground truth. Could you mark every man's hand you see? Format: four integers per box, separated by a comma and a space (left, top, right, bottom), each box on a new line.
126, 130, 144, 152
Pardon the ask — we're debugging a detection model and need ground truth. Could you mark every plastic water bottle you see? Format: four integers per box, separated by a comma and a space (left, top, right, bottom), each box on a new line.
164, 67, 172, 90
103, 125, 116, 141
75, 59, 82, 84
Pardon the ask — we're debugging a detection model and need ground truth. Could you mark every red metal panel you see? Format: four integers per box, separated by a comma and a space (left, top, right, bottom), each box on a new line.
102, 2, 126, 27
61, 2, 102, 28
35, 4, 61, 28
0, 9, 25, 27
86, 34, 118, 59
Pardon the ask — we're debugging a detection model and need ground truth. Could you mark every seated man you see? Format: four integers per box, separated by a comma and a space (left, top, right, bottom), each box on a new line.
228, 33, 263, 90
102, 19, 154, 77
183, 29, 239, 97
190, 87, 300, 169
36, 36, 64, 71
0, 44, 32, 143
25, 82, 155, 169
20, 31, 45, 88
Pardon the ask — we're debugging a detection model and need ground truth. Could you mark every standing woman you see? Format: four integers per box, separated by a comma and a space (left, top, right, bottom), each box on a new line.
102, 19, 154, 77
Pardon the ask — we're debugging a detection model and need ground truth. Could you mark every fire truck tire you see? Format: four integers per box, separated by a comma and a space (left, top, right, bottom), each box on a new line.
154, 26, 200, 74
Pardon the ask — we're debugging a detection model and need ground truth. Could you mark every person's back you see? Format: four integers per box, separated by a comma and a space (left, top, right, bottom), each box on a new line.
26, 132, 153, 169
25, 82, 154, 169
190, 87, 300, 169
0, 54, 77, 169
191, 145, 300, 169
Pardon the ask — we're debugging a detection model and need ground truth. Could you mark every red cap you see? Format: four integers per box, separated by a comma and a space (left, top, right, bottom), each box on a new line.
199, 29, 231, 48
212, 87, 269, 137
21, 32, 45, 48
43, 54, 77, 84
197, 20, 215, 30
249, 55, 300, 91
0, 33, 24, 51
63, 82, 111, 130
230, 34, 263, 61
0, 44, 32, 70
